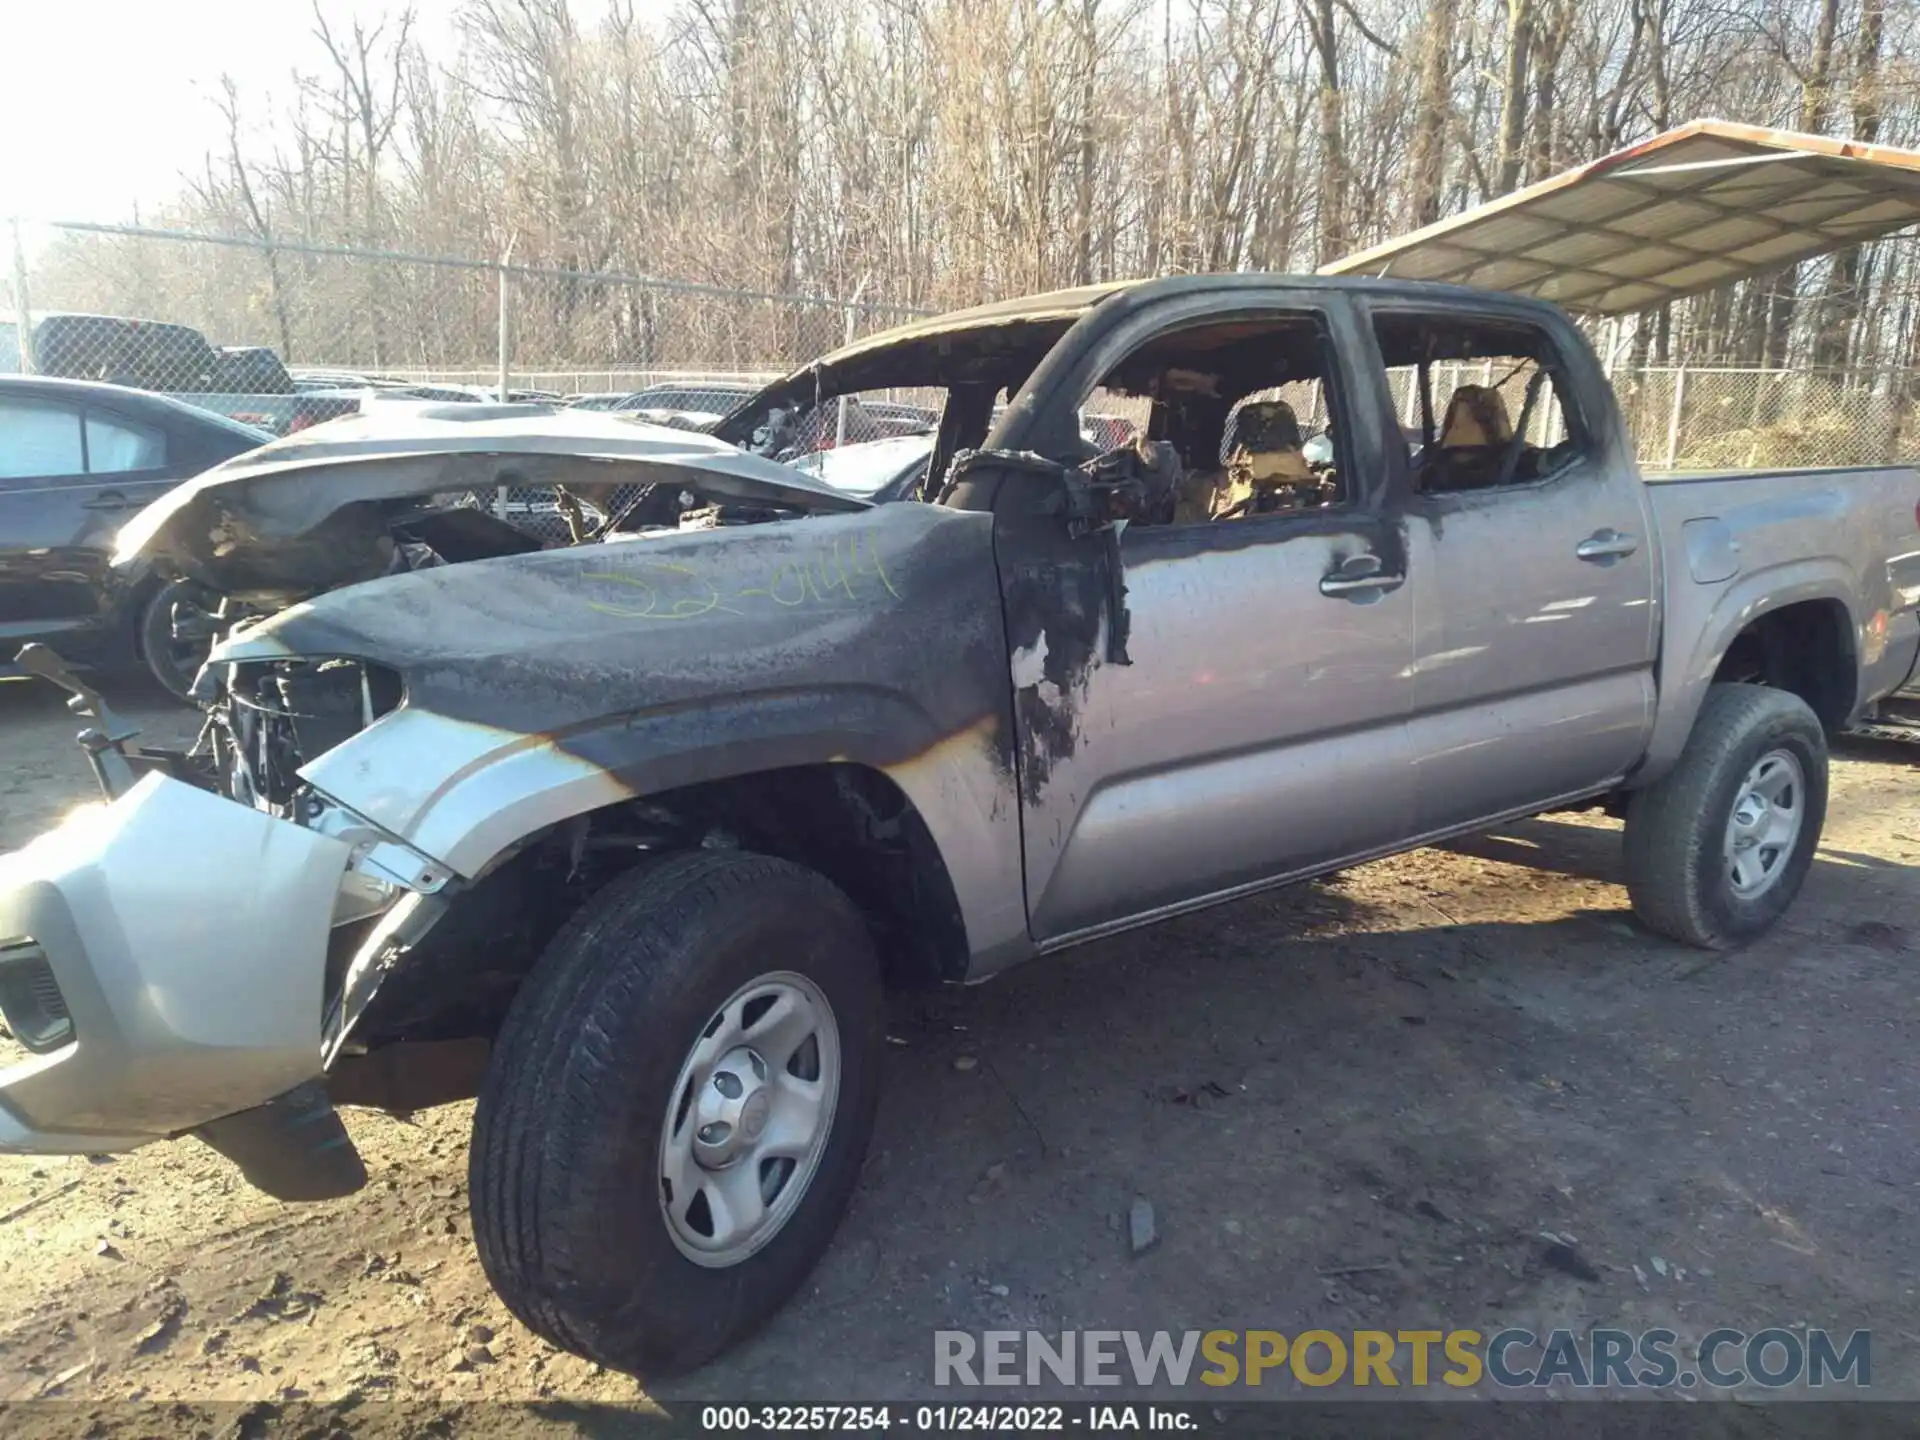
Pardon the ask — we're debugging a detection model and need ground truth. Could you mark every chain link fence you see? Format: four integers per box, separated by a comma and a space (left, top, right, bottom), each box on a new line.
8, 221, 1920, 542
4, 220, 933, 540
1610, 366, 1920, 472
6, 220, 909, 388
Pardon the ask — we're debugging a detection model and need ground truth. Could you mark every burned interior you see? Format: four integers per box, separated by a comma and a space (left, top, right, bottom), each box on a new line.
1372, 312, 1587, 493
1090, 312, 1347, 524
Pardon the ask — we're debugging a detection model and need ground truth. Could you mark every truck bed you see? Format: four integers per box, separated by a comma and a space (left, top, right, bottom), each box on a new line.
1644, 461, 1920, 729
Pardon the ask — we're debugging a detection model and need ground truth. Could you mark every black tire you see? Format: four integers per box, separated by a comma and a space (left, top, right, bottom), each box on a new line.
1623, 683, 1828, 949
136, 581, 214, 705
469, 850, 885, 1377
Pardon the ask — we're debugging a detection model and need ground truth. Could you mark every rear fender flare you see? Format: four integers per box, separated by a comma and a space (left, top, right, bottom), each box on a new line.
1636, 559, 1858, 785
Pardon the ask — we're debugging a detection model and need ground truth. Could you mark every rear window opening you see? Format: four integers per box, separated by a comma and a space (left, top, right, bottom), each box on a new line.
1373, 312, 1589, 493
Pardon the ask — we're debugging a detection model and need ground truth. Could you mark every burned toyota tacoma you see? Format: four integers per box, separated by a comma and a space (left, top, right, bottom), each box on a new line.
4, 275, 1919, 1377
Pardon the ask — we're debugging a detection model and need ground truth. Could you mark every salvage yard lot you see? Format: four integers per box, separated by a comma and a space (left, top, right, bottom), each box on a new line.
0, 678, 1916, 1410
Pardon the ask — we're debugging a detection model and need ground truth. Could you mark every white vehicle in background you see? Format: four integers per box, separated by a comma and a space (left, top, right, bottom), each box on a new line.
612, 380, 762, 431
791, 432, 935, 501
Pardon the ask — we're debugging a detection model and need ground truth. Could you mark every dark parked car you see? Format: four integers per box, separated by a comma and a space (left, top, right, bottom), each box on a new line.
208, 346, 296, 394
1, 316, 355, 438
859, 399, 941, 437
0, 375, 268, 697
3, 313, 219, 391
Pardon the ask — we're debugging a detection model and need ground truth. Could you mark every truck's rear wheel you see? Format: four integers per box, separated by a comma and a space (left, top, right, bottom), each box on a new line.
1623, 683, 1828, 949
470, 851, 885, 1377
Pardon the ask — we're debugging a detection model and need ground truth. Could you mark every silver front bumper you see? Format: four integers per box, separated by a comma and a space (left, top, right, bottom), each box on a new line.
0, 774, 353, 1153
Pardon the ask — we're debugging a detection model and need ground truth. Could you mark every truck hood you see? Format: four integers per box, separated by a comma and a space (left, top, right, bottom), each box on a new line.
115, 402, 866, 594
206, 503, 1015, 865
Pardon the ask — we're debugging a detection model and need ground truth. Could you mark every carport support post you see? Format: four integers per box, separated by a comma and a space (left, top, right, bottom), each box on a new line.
495, 237, 514, 519
1602, 316, 1627, 379
9, 219, 33, 374
1665, 365, 1688, 469
496, 238, 515, 404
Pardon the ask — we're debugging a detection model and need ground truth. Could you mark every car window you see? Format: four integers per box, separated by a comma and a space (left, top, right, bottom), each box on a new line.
209, 348, 293, 394
85, 412, 167, 472
1372, 313, 1588, 494
791, 433, 936, 499
0, 398, 86, 479
1084, 310, 1349, 525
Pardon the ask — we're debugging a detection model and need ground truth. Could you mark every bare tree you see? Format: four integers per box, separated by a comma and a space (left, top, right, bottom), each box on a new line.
1495, 0, 1536, 194
189, 77, 296, 358
1814, 0, 1885, 368
31, 0, 1920, 385
1407, 0, 1459, 226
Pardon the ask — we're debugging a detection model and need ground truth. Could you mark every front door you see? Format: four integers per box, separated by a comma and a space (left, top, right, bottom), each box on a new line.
991, 297, 1418, 945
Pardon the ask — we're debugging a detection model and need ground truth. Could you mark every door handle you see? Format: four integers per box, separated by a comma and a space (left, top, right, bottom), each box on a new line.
1319, 553, 1406, 600
1576, 528, 1638, 562
81, 492, 130, 512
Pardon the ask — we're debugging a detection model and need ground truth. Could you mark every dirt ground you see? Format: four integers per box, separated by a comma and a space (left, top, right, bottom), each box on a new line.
0, 675, 1916, 1421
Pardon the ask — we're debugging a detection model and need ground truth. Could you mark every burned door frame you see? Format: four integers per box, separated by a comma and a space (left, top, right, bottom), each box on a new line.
968, 287, 1421, 948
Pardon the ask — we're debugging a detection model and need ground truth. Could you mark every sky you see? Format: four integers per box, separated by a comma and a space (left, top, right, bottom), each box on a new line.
2, 1, 455, 224
0, 0, 668, 228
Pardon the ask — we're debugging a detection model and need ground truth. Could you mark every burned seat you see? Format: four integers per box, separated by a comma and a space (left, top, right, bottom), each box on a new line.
1424, 384, 1515, 492
1172, 399, 1331, 521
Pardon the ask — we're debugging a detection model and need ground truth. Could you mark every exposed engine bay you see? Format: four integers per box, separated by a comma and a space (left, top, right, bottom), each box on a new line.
84, 406, 882, 883
217, 655, 403, 815
114, 403, 869, 607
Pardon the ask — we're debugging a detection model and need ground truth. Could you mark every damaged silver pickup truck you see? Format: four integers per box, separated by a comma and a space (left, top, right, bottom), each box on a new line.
5, 275, 1920, 1376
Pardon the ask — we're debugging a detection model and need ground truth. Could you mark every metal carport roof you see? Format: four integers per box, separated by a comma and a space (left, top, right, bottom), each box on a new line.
1320, 119, 1920, 315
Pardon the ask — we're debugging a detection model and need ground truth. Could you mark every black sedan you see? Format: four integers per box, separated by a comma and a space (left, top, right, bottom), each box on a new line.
0, 376, 268, 698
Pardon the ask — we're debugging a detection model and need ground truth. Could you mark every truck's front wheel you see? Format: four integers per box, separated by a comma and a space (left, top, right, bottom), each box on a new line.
1623, 683, 1828, 949
470, 851, 885, 1377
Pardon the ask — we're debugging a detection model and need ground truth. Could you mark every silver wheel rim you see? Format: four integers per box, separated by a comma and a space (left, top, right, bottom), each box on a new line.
1722, 748, 1805, 900
658, 971, 840, 1268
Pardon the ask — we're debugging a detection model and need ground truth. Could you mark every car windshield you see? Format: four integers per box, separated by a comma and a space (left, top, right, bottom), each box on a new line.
742, 385, 945, 466
187, 405, 276, 444
143, 390, 275, 444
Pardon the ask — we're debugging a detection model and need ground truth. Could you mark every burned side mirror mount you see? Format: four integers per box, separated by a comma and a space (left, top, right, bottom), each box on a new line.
1067, 439, 1183, 534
